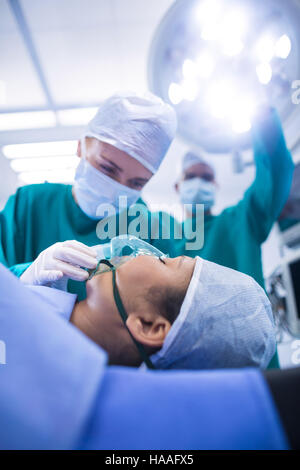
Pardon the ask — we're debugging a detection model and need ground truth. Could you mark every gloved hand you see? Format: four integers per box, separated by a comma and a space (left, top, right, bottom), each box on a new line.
20, 240, 98, 290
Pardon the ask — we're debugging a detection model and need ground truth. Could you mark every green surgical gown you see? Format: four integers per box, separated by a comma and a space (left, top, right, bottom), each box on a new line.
174, 108, 294, 287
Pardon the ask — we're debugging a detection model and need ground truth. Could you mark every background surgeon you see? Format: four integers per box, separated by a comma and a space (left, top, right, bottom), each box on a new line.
175, 106, 294, 289
0, 92, 177, 300
174, 105, 294, 368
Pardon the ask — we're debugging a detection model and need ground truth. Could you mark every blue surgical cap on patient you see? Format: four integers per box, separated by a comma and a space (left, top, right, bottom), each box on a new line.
84, 91, 177, 174
150, 257, 276, 370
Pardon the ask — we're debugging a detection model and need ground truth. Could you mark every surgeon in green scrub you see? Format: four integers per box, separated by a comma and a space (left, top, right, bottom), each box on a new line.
0, 92, 177, 300
174, 106, 294, 368
277, 162, 300, 232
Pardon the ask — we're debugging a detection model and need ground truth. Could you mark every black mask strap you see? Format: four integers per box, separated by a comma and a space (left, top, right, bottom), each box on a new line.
111, 267, 155, 370
87, 258, 113, 280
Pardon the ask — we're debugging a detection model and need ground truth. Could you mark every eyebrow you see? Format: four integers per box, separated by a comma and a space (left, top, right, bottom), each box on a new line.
128, 177, 149, 184
100, 154, 123, 172
186, 171, 214, 178
99, 154, 150, 186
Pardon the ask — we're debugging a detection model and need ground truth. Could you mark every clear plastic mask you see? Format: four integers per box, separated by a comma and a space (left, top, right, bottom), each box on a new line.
88, 235, 168, 279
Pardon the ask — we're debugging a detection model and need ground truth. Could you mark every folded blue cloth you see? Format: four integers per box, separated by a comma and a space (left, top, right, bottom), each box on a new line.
0, 264, 107, 449
82, 366, 289, 450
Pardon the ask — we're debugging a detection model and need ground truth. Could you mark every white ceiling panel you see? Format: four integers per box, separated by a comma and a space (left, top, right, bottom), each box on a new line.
0, 0, 17, 32
28, 27, 122, 104
16, 0, 174, 106
20, 0, 174, 29
0, 0, 47, 109
112, 0, 174, 23
20, 0, 115, 30
112, 23, 156, 93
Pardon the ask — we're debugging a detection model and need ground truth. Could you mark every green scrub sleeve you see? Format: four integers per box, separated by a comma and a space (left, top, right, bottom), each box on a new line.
9, 262, 32, 278
0, 189, 33, 278
0, 191, 24, 269
242, 107, 294, 243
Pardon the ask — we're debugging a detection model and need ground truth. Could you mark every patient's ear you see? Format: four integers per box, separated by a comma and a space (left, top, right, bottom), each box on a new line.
126, 312, 171, 348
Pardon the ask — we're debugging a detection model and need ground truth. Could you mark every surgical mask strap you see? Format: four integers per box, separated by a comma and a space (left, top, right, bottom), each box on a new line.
111, 267, 155, 370
88, 258, 110, 280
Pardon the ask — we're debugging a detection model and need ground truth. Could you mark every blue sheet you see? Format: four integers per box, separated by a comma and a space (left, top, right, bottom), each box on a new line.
0, 264, 107, 449
81, 366, 289, 450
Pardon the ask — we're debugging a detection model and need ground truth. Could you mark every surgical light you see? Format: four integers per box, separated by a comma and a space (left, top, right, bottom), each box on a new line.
168, 82, 184, 105
221, 11, 247, 39
201, 23, 220, 42
232, 118, 252, 134
197, 0, 223, 41
256, 63, 273, 85
182, 59, 198, 79
220, 10, 247, 55
196, 52, 215, 78
196, 0, 222, 26
255, 36, 275, 63
230, 98, 256, 133
181, 79, 199, 101
148, 0, 298, 153
207, 81, 255, 133
200, 6, 247, 45
207, 81, 235, 119
222, 38, 244, 57
275, 34, 292, 59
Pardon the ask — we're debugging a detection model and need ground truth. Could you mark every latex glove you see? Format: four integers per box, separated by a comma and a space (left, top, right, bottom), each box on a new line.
20, 240, 98, 289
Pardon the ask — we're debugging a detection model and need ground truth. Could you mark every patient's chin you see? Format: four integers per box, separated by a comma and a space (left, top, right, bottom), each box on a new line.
85, 275, 100, 297
85, 271, 110, 299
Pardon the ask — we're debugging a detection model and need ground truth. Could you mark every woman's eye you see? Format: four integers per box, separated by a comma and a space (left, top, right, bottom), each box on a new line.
159, 257, 166, 265
99, 164, 114, 174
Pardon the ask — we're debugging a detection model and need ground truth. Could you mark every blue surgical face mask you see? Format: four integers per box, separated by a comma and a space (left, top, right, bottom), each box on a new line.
179, 177, 216, 212
73, 158, 141, 219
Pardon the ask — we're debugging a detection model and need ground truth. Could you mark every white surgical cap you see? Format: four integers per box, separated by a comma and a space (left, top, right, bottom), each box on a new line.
151, 257, 276, 370
84, 91, 177, 174
182, 151, 214, 174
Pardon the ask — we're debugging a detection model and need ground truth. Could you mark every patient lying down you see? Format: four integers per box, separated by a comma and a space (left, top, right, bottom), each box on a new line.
30, 255, 276, 370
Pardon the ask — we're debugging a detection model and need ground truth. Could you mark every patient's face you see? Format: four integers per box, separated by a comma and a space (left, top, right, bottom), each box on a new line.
87, 255, 196, 309
82, 255, 196, 358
